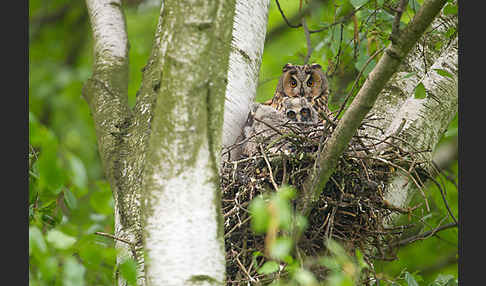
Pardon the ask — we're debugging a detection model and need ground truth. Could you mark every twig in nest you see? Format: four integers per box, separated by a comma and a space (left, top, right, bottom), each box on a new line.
225, 216, 251, 238
260, 144, 279, 191
235, 255, 256, 283
282, 154, 289, 185
371, 156, 430, 211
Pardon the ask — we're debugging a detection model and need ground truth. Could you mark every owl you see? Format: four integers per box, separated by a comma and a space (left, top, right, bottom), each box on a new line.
237, 103, 288, 157
268, 63, 330, 119
282, 97, 319, 124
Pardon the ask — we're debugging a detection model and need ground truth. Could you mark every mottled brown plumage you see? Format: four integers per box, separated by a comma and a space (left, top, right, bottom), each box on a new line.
269, 63, 330, 119
282, 97, 318, 124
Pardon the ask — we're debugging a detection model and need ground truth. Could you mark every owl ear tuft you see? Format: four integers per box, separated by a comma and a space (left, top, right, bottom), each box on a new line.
282, 63, 295, 72
310, 63, 322, 70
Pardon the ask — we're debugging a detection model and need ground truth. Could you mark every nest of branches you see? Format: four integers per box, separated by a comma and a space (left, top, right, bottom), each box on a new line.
220, 115, 431, 284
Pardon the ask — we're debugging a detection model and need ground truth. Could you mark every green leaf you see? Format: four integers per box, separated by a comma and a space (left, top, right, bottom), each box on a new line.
433, 274, 458, 286
446, 27, 457, 38
249, 196, 269, 234
294, 269, 318, 285
404, 272, 419, 286
63, 188, 78, 210
434, 68, 454, 79
120, 259, 138, 286
277, 185, 296, 200
37, 144, 66, 197
326, 272, 354, 286
355, 249, 368, 270
269, 237, 293, 260
355, 52, 376, 78
257, 261, 280, 275
29, 226, 47, 255
63, 257, 86, 286
403, 71, 417, 79
414, 82, 426, 99
444, 127, 458, 138
350, 0, 369, 8
39, 257, 59, 282
319, 257, 340, 271
68, 154, 87, 189
90, 181, 115, 215
443, 3, 457, 15
295, 214, 308, 232
46, 229, 76, 250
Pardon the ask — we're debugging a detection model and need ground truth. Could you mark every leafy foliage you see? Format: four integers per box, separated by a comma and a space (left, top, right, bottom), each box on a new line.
29, 1, 157, 285
29, 0, 457, 284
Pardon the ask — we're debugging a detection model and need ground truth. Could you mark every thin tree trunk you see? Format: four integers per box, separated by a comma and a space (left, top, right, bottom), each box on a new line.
138, 1, 236, 285
84, 1, 145, 285
381, 35, 458, 214
222, 0, 270, 151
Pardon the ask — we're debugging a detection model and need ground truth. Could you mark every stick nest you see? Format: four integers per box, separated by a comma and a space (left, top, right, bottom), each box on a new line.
220, 116, 431, 284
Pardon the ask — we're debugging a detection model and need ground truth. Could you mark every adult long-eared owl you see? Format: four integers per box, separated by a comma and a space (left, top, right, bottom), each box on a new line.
269, 63, 330, 118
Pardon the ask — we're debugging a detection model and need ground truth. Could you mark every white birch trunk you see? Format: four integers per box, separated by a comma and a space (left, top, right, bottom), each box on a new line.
222, 0, 270, 149
364, 12, 458, 216
140, 1, 237, 285
382, 36, 458, 212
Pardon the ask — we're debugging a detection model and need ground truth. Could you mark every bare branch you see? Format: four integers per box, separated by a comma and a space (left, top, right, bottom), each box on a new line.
394, 222, 457, 247
275, 0, 302, 28
390, 0, 409, 43
302, 18, 313, 64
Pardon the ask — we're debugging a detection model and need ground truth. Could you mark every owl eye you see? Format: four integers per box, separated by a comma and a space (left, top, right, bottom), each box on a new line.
307, 78, 314, 87
300, 108, 311, 121
286, 110, 297, 120
290, 78, 297, 88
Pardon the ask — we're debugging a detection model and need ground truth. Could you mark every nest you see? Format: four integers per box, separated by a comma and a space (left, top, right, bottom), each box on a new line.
220, 115, 431, 285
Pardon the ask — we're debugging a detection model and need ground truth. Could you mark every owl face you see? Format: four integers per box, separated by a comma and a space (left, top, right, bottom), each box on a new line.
271, 63, 329, 118
280, 63, 327, 102
283, 97, 318, 124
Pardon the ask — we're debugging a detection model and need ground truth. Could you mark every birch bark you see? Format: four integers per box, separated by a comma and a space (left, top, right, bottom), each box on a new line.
222, 0, 270, 151
139, 1, 236, 285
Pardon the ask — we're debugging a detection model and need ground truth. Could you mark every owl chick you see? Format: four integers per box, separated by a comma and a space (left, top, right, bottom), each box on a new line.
282, 97, 318, 124
228, 103, 289, 159
269, 63, 330, 119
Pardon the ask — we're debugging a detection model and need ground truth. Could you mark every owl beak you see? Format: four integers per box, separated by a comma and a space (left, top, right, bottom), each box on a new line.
300, 87, 305, 97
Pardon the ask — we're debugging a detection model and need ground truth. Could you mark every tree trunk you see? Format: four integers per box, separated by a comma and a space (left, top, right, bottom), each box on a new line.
222, 0, 270, 151
84, 0, 271, 285
84, 0, 456, 284
139, 1, 236, 285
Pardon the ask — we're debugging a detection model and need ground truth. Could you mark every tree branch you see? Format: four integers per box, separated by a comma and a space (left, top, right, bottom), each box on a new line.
302, 18, 313, 64
83, 0, 131, 168
297, 0, 448, 215
390, 0, 409, 43
394, 222, 457, 247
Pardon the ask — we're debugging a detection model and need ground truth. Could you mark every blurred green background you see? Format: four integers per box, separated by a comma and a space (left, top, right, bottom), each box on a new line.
29, 0, 458, 285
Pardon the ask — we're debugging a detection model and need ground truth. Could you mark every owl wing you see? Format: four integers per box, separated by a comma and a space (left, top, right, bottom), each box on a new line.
270, 91, 286, 111
308, 90, 331, 124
